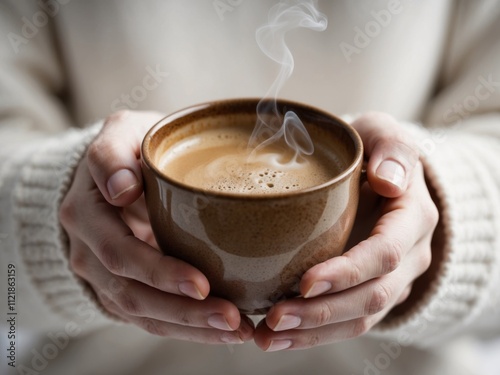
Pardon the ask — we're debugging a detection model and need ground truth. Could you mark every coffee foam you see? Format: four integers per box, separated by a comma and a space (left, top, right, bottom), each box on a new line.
159, 125, 342, 194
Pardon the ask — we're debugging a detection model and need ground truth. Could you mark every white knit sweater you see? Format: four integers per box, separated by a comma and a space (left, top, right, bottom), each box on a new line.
1, 1, 500, 374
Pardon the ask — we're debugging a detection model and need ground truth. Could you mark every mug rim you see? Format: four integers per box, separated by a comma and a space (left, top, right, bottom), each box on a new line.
141, 98, 364, 200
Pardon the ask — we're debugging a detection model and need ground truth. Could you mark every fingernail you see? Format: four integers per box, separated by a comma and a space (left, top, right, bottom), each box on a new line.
266, 339, 292, 352
304, 281, 332, 298
220, 332, 244, 344
107, 169, 139, 200
274, 314, 301, 331
208, 314, 233, 331
376, 160, 405, 189
178, 281, 205, 300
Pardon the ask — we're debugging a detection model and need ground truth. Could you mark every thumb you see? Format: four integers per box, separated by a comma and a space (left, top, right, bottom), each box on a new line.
351, 112, 420, 198
87, 110, 165, 207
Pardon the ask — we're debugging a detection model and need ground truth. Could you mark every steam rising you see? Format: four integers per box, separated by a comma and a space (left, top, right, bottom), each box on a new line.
250, 0, 327, 165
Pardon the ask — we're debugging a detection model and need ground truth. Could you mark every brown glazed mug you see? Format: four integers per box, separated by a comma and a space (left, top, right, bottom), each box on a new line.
141, 98, 364, 314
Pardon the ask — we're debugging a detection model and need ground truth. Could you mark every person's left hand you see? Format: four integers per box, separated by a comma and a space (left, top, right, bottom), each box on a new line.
254, 112, 439, 351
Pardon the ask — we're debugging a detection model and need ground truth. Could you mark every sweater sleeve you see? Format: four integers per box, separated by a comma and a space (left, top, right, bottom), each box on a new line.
371, 1, 500, 346
0, 2, 112, 332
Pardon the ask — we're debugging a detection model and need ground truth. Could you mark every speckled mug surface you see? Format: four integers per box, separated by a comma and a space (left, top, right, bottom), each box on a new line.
141, 98, 363, 314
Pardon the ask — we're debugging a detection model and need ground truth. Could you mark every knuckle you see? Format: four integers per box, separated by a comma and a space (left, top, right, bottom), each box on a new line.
86, 140, 104, 169
393, 135, 419, 159
343, 254, 362, 286
96, 292, 116, 312
96, 239, 124, 275
87, 135, 119, 170
116, 289, 142, 316
366, 283, 391, 315
144, 268, 162, 289
418, 247, 433, 273
382, 238, 404, 274
140, 318, 167, 336
104, 110, 131, 127
172, 307, 192, 326
424, 200, 439, 228
350, 318, 371, 338
355, 112, 420, 166
314, 301, 335, 327
306, 334, 321, 348
59, 196, 75, 229
69, 250, 86, 276
375, 134, 419, 169
398, 286, 412, 304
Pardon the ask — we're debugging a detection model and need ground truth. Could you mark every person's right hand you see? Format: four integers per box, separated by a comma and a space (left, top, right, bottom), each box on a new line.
59, 110, 254, 344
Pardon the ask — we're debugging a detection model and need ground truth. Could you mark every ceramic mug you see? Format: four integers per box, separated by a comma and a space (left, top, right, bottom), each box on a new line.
141, 98, 364, 314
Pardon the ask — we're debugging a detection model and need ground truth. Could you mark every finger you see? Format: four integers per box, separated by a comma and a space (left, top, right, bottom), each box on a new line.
254, 314, 379, 351
97, 293, 253, 345
301, 217, 418, 297
72, 240, 248, 332
93, 264, 242, 330
87, 110, 164, 207
301, 165, 431, 297
115, 283, 243, 330
64, 162, 210, 300
128, 316, 254, 344
95, 293, 131, 323
255, 266, 421, 351
351, 112, 419, 197
265, 242, 429, 332
68, 236, 135, 322
96, 290, 254, 344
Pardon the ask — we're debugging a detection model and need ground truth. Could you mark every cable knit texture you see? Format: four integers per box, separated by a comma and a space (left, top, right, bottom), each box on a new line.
13, 124, 112, 322
372, 124, 500, 346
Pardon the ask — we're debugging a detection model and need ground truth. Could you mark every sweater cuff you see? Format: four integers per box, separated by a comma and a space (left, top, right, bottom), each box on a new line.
14, 123, 113, 322
371, 123, 500, 346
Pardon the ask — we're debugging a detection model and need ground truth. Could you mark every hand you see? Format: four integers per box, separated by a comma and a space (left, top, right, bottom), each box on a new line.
59, 110, 253, 344
254, 112, 439, 351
